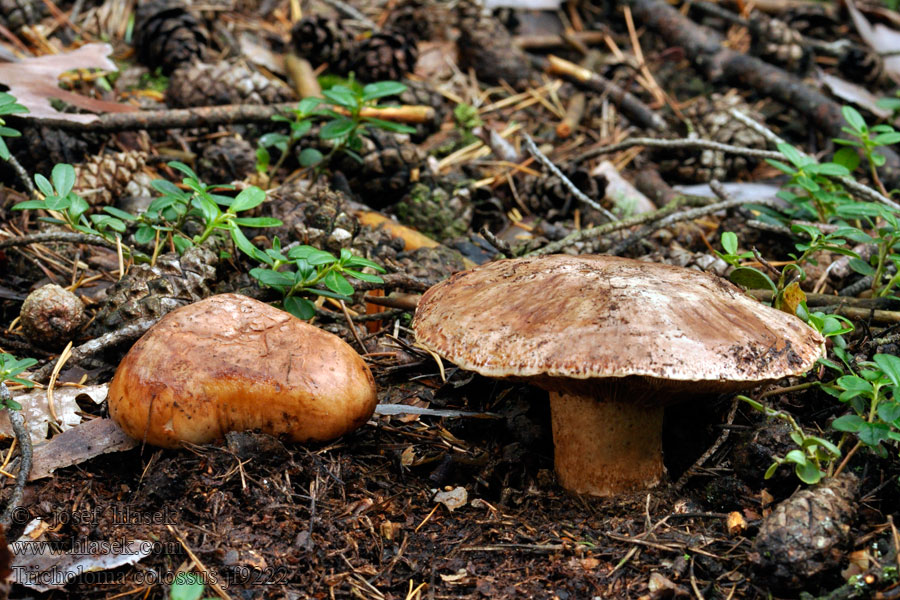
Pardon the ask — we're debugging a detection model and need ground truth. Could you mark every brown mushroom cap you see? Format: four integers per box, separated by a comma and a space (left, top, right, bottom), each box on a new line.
413, 255, 824, 496
108, 294, 377, 448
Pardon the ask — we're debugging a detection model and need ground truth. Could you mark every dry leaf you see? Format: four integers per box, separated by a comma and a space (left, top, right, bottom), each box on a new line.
819, 72, 891, 119
846, 0, 900, 81
0, 43, 135, 124
30, 418, 138, 481
0, 384, 107, 444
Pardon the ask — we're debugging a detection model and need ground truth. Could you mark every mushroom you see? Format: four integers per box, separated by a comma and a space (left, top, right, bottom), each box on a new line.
413, 255, 823, 496
108, 294, 377, 448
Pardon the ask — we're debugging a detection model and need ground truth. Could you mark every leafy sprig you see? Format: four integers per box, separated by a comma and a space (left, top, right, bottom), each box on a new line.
0, 353, 38, 410
0, 92, 27, 161
250, 239, 385, 320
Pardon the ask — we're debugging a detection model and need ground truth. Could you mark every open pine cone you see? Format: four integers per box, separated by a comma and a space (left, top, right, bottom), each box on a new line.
133, 0, 207, 74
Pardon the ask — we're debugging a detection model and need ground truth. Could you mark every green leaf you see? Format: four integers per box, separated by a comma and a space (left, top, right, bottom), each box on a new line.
298, 147, 323, 167
322, 86, 357, 109
135, 225, 157, 245
342, 268, 384, 284
172, 236, 193, 254
765, 158, 796, 175
0, 126, 21, 137
191, 194, 220, 227
361, 116, 416, 134
729, 267, 777, 292
151, 178, 188, 199
784, 449, 808, 466
51, 163, 76, 198
231, 217, 282, 228
69, 194, 90, 222
324, 270, 354, 296
795, 461, 823, 485
13, 200, 48, 210
168, 160, 199, 182
361, 81, 408, 101
777, 142, 808, 168
304, 249, 338, 266
806, 162, 850, 177
721, 231, 738, 256
103, 206, 137, 221
34, 174, 54, 198
848, 257, 875, 276
858, 422, 891, 446
0, 138, 8, 161
319, 117, 356, 140
252, 268, 295, 288
343, 255, 386, 271
230, 186, 266, 213
764, 462, 780, 480
284, 296, 316, 320
874, 354, 900, 387
832, 414, 865, 432
842, 105, 867, 133
259, 132, 290, 150
837, 375, 872, 393
297, 97, 323, 115
229, 225, 265, 262
874, 132, 900, 146
170, 573, 205, 600
877, 400, 900, 423
45, 194, 72, 212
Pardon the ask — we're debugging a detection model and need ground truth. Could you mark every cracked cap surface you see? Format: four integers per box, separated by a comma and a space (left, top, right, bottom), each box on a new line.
413, 254, 824, 387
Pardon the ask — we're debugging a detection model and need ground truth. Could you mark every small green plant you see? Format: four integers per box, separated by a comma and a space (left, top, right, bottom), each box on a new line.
137, 161, 280, 259
0, 353, 38, 410
250, 239, 385, 320
453, 102, 482, 145
766, 142, 854, 223
836, 105, 900, 194
257, 81, 416, 177
13, 163, 135, 248
0, 92, 27, 161
740, 395, 842, 484
826, 354, 900, 458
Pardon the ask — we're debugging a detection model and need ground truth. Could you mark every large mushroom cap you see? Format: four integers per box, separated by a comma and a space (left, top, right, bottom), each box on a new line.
109, 294, 377, 448
414, 254, 823, 387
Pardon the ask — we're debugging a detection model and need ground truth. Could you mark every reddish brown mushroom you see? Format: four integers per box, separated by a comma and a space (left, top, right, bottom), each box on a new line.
413, 254, 823, 496
108, 294, 377, 448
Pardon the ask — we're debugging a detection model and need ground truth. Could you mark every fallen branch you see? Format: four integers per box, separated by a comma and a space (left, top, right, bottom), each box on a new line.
28, 102, 436, 132
0, 383, 33, 529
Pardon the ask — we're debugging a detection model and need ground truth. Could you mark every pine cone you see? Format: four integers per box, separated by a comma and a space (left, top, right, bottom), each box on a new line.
167, 60, 296, 107
0, 0, 41, 31
11, 125, 92, 175
519, 167, 605, 220
198, 136, 257, 183
839, 45, 886, 86
133, 0, 207, 74
456, 0, 532, 87
660, 93, 767, 183
332, 130, 426, 207
290, 14, 353, 74
398, 79, 448, 141
91, 245, 218, 335
74, 150, 150, 207
394, 182, 472, 241
749, 16, 811, 74
351, 31, 418, 83
748, 473, 858, 591
384, 0, 435, 42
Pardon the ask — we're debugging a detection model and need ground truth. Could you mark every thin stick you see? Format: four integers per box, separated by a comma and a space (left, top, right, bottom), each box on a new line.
521, 133, 618, 222
0, 231, 117, 251
0, 383, 33, 529
339, 300, 367, 354
6, 153, 34, 197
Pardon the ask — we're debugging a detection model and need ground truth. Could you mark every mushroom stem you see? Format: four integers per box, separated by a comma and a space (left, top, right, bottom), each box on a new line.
549, 391, 665, 496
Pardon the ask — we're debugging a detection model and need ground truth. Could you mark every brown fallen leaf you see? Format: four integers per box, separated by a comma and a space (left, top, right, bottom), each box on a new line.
30, 418, 138, 481
0, 43, 136, 124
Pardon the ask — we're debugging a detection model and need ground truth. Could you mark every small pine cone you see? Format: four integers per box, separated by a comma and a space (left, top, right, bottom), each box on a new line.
661, 93, 767, 183
394, 182, 472, 241
749, 16, 811, 74
519, 167, 605, 220
198, 136, 257, 183
11, 125, 92, 175
91, 245, 218, 335
384, 0, 434, 42
290, 15, 353, 74
333, 130, 426, 207
73, 150, 149, 207
167, 60, 296, 107
839, 45, 886, 86
749, 473, 858, 591
133, 0, 207, 74
398, 79, 448, 141
456, 0, 532, 87
351, 31, 418, 83
0, 0, 41, 32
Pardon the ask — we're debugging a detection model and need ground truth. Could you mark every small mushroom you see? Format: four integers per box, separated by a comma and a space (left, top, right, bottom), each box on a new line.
108, 294, 377, 448
413, 255, 823, 497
